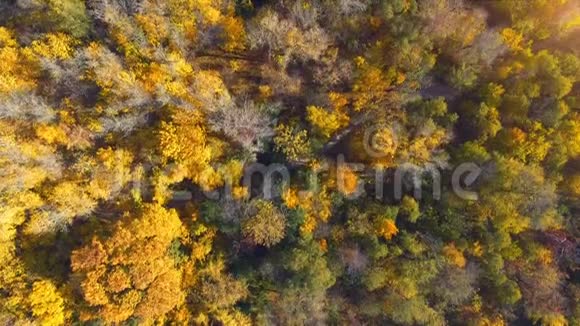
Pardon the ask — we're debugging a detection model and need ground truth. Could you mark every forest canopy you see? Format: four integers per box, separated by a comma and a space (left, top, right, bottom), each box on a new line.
0, 0, 579, 325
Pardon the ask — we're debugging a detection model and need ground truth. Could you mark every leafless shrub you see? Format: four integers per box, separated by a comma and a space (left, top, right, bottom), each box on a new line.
266, 287, 328, 326
419, 0, 467, 35
517, 170, 560, 230
519, 264, 567, 320
166, 25, 189, 53
27, 210, 71, 234
419, 0, 487, 46
36, 153, 64, 178
221, 197, 244, 223
196, 25, 225, 50
40, 55, 97, 101
15, 0, 37, 10
82, 44, 152, 109
119, 84, 152, 108
41, 59, 66, 81
115, 0, 145, 15
298, 26, 331, 61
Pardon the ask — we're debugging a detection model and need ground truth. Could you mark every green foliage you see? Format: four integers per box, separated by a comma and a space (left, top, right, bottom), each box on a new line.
46, 0, 90, 38
284, 240, 336, 292
399, 196, 420, 223
449, 63, 478, 90
454, 141, 491, 163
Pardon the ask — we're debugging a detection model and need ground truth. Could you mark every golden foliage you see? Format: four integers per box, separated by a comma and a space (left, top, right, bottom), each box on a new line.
501, 28, 527, 53
472, 241, 484, 257
352, 60, 399, 111
46, 181, 97, 221
306, 105, 349, 138
350, 126, 398, 167
282, 187, 300, 209
375, 219, 398, 240
29, 280, 67, 326
158, 108, 226, 192
135, 13, 169, 47
283, 186, 333, 236
0, 28, 38, 94
71, 204, 185, 323
35, 124, 69, 145
221, 16, 247, 52
442, 243, 466, 268
274, 123, 311, 162
0, 27, 17, 47
335, 165, 360, 196
30, 33, 77, 60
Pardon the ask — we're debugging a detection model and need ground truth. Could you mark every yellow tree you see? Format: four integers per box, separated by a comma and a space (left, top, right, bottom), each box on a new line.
1, 268, 68, 326
157, 107, 226, 196
86, 147, 134, 201
0, 27, 39, 95
274, 123, 312, 162
306, 104, 349, 138
44, 181, 97, 223
282, 186, 332, 237
352, 57, 403, 111
349, 125, 398, 167
71, 204, 185, 323
442, 243, 467, 268
375, 219, 398, 241
242, 200, 286, 247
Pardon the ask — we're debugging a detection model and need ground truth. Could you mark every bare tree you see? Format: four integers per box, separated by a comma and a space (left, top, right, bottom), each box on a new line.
99, 111, 149, 136
339, 245, 369, 275
0, 93, 55, 122
336, 0, 368, 15
459, 29, 507, 67
290, 0, 319, 28
248, 9, 331, 64
208, 100, 278, 154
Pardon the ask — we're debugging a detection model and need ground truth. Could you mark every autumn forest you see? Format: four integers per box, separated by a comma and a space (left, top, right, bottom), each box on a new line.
0, 0, 579, 325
